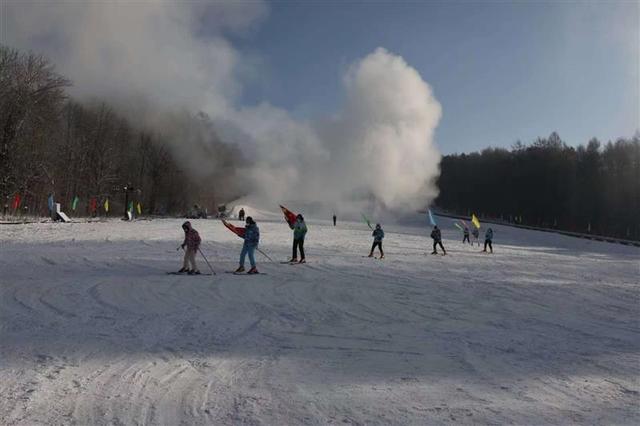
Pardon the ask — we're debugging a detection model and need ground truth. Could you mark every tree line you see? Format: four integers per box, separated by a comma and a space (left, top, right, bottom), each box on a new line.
1, 45, 242, 218
3, 44, 638, 237
436, 132, 640, 240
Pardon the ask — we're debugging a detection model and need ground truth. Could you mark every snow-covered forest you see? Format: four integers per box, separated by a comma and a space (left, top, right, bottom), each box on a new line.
437, 134, 640, 240
2, 44, 638, 241
0, 46, 243, 217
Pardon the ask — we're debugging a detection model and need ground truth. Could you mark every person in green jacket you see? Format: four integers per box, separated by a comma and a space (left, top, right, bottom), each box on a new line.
289, 214, 308, 263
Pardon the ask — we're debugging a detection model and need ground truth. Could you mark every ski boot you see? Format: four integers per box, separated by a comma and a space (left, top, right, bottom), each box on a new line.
431, 251, 437, 255
298, 258, 306, 264
247, 267, 259, 274
367, 253, 374, 258
379, 254, 384, 259
188, 270, 201, 275
178, 267, 188, 273
288, 258, 297, 263
235, 266, 245, 273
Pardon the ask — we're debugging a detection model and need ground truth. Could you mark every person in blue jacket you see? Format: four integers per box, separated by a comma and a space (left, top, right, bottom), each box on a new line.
483, 227, 494, 253
368, 223, 385, 258
236, 216, 260, 274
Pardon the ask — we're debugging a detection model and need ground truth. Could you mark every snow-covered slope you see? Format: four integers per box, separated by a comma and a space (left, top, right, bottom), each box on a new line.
1, 215, 638, 425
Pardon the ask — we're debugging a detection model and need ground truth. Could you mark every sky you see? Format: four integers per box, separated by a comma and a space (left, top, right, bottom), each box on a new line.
233, 1, 638, 154
2, 0, 638, 160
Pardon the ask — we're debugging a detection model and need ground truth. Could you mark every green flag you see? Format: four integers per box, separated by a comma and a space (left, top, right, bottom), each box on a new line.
72, 196, 79, 211
128, 201, 134, 213
361, 213, 373, 230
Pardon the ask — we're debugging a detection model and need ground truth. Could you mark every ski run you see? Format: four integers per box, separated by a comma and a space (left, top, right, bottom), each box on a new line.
1, 213, 638, 425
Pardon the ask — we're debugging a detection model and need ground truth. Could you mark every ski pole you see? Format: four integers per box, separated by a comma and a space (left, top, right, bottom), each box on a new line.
256, 247, 275, 262
198, 247, 217, 275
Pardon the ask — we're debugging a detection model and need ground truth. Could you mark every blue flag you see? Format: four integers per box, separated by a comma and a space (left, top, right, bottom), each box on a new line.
47, 194, 55, 212
428, 209, 437, 226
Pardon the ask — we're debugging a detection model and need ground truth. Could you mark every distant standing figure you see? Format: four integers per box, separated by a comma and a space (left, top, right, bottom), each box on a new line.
483, 228, 494, 253
238, 208, 245, 221
289, 214, 308, 263
430, 225, 446, 255
463, 227, 470, 244
179, 221, 201, 274
472, 228, 480, 246
368, 223, 385, 258
48, 193, 56, 221
236, 216, 260, 274
333, 214, 336, 226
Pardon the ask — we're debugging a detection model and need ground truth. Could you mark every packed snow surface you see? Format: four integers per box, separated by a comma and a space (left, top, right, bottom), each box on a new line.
1, 214, 638, 425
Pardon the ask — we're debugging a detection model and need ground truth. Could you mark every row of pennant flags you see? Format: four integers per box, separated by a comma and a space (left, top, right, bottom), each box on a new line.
364, 209, 481, 231
68, 195, 142, 215
8, 193, 142, 215
428, 208, 482, 230
363, 208, 482, 231
11, 195, 480, 231
220, 205, 480, 236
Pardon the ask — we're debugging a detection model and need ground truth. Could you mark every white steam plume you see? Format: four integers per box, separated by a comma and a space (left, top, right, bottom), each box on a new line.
323, 48, 442, 210
3, 2, 441, 215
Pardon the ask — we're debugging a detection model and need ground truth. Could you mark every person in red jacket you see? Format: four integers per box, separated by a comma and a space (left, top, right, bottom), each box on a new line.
179, 221, 201, 274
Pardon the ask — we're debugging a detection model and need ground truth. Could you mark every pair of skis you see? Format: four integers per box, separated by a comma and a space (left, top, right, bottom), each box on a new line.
225, 271, 266, 275
168, 270, 266, 276
166, 271, 214, 276
280, 260, 307, 265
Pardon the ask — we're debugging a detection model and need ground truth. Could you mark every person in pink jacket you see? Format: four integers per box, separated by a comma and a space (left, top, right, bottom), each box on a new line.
179, 221, 201, 274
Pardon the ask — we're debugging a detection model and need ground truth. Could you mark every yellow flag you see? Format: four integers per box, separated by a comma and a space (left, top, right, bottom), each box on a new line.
471, 214, 480, 229
136, 202, 142, 215
104, 199, 109, 212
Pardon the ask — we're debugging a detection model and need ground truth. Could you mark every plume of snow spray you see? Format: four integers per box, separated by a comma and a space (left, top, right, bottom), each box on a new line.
4, 2, 441, 215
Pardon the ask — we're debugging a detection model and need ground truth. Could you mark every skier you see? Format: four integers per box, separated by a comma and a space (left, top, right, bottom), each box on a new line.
463, 226, 470, 244
483, 227, 494, 253
472, 227, 480, 246
430, 225, 446, 255
333, 214, 336, 226
238, 208, 245, 221
368, 223, 384, 258
235, 216, 260, 274
289, 214, 308, 263
178, 221, 201, 274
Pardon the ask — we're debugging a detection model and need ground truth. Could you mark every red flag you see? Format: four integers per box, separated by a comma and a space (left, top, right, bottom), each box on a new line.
12, 193, 21, 210
279, 204, 297, 228
89, 198, 97, 213
222, 219, 245, 238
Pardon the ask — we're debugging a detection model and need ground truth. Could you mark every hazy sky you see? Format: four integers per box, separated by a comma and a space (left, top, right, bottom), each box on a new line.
235, 1, 638, 154
3, 1, 638, 157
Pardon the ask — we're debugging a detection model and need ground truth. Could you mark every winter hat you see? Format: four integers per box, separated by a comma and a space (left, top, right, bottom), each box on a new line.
182, 221, 191, 230
297, 214, 304, 221
376, 223, 381, 228
246, 216, 254, 224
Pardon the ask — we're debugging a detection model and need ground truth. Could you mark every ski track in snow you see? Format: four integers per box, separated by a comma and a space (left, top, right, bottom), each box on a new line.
1, 216, 639, 425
